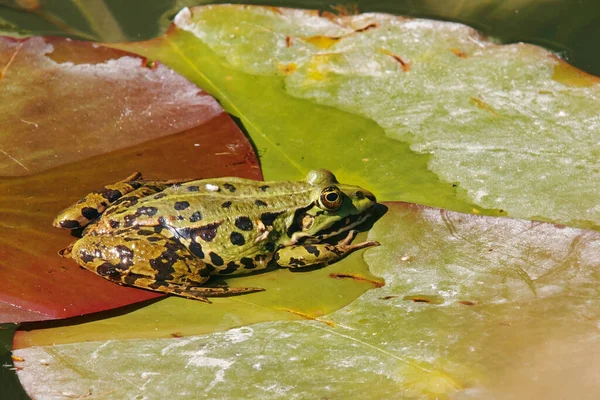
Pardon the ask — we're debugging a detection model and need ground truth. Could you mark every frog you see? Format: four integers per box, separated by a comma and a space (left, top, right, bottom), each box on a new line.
54, 169, 379, 302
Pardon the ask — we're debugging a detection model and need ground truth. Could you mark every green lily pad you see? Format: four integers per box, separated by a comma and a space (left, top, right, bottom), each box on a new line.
117, 5, 600, 228
15, 202, 600, 398
115, 6, 478, 215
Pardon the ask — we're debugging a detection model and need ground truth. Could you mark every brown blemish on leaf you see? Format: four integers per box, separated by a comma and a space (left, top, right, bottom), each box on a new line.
170, 332, 184, 338
285, 36, 292, 48
302, 19, 377, 49
470, 97, 498, 115
11, 355, 24, 362
378, 48, 411, 72
380, 295, 398, 300
265, 6, 284, 15
450, 48, 468, 58
354, 23, 378, 33
277, 308, 335, 327
0, 41, 23, 82
458, 300, 477, 306
551, 57, 600, 87
329, 273, 385, 288
403, 294, 445, 304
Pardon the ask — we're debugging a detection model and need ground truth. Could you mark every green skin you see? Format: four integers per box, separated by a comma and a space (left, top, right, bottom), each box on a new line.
54, 169, 379, 302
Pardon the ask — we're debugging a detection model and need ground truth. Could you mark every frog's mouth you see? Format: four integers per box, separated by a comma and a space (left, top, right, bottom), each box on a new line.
312, 209, 374, 242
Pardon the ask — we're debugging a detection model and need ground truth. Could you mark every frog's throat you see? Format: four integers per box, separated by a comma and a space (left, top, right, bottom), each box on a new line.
290, 211, 373, 245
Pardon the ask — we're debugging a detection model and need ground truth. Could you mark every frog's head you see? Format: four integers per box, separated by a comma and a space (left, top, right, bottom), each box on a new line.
290, 169, 377, 244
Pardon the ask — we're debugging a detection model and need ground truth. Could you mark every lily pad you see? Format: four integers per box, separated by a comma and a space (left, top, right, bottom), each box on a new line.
118, 5, 600, 228
15, 202, 600, 398
0, 36, 260, 323
0, 36, 226, 176
115, 7, 478, 215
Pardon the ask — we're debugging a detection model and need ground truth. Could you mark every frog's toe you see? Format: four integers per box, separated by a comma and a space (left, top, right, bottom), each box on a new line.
188, 286, 266, 296
58, 241, 76, 258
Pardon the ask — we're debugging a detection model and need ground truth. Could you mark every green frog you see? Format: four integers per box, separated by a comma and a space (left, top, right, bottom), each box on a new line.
54, 169, 379, 302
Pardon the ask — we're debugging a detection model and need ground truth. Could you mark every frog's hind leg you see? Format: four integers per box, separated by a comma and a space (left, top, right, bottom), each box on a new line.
70, 229, 264, 302
53, 173, 192, 230
54, 172, 145, 230
118, 278, 264, 303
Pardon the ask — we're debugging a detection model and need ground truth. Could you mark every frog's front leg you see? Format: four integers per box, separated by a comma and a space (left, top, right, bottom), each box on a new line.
71, 228, 264, 302
273, 230, 380, 268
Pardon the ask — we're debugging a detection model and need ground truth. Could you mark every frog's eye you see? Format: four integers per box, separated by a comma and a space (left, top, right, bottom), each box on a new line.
319, 186, 343, 211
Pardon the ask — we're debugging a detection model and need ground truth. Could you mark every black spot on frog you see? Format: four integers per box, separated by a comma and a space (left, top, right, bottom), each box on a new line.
219, 261, 239, 274
174, 201, 190, 211
230, 232, 245, 246
223, 183, 236, 193
209, 252, 224, 266
235, 216, 253, 231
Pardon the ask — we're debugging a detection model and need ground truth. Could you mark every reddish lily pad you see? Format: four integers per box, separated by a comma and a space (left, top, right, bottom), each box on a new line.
0, 36, 260, 323
0, 36, 229, 176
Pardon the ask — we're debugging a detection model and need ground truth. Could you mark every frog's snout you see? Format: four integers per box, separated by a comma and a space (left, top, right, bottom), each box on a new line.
355, 189, 377, 205
350, 188, 377, 215
364, 189, 377, 204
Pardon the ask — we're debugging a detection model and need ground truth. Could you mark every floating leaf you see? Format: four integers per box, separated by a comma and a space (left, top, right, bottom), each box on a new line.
15, 202, 600, 398
117, 5, 600, 227
115, 6, 477, 215
0, 36, 260, 323
0, 36, 227, 176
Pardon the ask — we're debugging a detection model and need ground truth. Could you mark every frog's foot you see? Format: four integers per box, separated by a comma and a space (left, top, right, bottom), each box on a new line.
337, 230, 380, 252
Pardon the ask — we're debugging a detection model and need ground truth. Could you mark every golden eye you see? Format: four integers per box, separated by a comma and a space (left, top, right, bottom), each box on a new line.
319, 186, 342, 210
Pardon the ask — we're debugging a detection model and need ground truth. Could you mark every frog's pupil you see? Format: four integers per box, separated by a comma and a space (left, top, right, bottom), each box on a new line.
326, 193, 338, 202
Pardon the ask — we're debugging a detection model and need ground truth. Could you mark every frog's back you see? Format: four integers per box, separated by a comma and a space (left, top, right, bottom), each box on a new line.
114, 177, 316, 267
139, 176, 313, 223
92, 176, 313, 256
